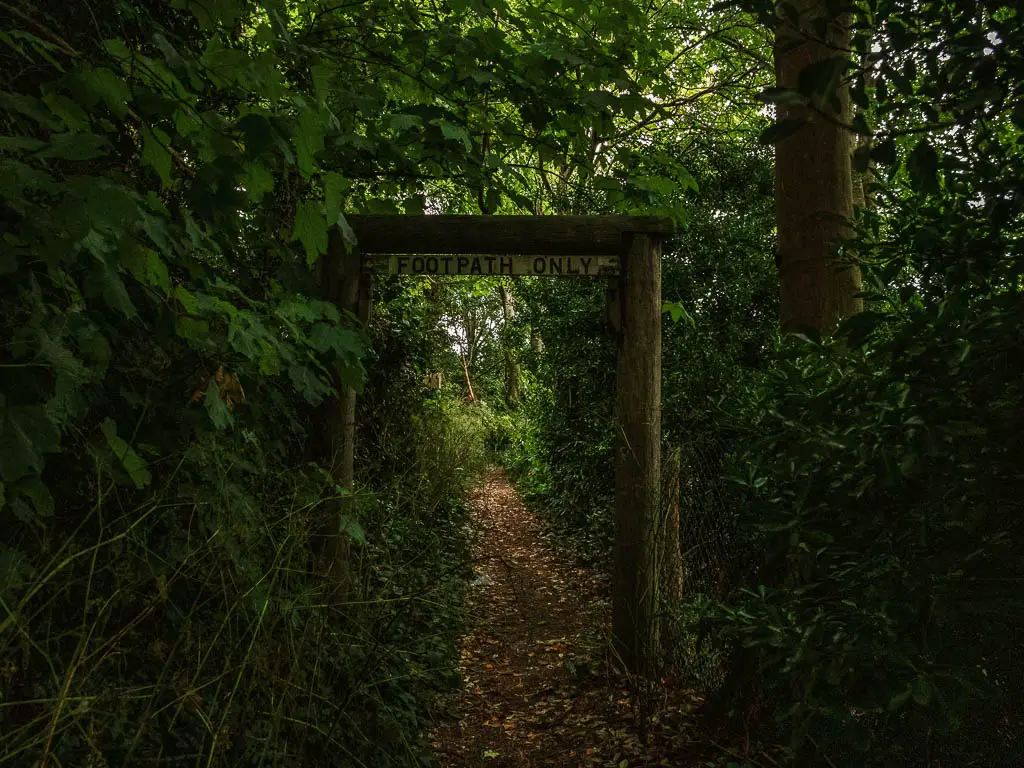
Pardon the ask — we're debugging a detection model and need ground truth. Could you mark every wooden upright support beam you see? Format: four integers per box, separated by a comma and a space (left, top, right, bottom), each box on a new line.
318, 227, 371, 589
612, 232, 662, 673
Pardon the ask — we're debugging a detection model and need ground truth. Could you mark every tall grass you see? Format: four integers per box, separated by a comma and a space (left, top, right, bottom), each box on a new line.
1, 395, 485, 766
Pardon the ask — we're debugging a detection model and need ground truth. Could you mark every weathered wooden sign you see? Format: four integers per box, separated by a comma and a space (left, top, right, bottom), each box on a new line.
366, 254, 619, 277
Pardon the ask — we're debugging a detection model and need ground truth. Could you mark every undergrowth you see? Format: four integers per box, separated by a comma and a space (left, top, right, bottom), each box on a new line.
0, 388, 485, 766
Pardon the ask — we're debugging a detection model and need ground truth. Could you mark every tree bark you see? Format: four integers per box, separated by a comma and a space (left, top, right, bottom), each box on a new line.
774, 0, 862, 335
498, 283, 521, 406
530, 327, 544, 355
460, 352, 477, 403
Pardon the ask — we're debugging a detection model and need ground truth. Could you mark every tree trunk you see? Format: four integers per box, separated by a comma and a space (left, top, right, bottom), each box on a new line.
530, 327, 544, 355
498, 283, 521, 406
461, 352, 477, 403
774, 0, 862, 335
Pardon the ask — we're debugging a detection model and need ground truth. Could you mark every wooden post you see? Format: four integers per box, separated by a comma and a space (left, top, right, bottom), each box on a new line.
613, 232, 662, 673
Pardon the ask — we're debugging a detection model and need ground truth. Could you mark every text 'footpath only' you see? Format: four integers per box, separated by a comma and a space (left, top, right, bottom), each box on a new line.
385, 254, 619, 277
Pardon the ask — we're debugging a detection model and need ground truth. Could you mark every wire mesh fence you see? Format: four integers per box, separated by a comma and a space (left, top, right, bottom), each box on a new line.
661, 434, 745, 694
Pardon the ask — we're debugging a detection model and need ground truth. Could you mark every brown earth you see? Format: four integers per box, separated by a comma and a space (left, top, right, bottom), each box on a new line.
429, 468, 729, 768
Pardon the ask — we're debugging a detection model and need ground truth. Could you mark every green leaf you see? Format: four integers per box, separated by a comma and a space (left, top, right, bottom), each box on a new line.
871, 138, 897, 166
36, 132, 110, 161
203, 379, 234, 429
337, 212, 358, 253
0, 136, 46, 153
907, 140, 940, 194
0, 399, 60, 483
42, 93, 91, 131
324, 171, 347, 228
797, 56, 849, 99
81, 66, 131, 118
241, 161, 275, 202
84, 253, 137, 318
294, 108, 325, 177
100, 418, 151, 489
17, 477, 54, 518
310, 322, 362, 358
292, 201, 327, 263
141, 125, 173, 188
0, 91, 62, 128
124, 246, 171, 294
439, 120, 472, 150
103, 37, 131, 60
175, 316, 210, 339
759, 118, 807, 145
287, 363, 332, 405
390, 113, 423, 132
340, 516, 366, 544
662, 300, 695, 328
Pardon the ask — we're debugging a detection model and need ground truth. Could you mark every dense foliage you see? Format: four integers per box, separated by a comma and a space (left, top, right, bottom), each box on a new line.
697, 1, 1024, 763
4, 0, 1022, 765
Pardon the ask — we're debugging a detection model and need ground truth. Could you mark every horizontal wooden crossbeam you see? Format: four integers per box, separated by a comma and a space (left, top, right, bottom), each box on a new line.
345, 215, 674, 256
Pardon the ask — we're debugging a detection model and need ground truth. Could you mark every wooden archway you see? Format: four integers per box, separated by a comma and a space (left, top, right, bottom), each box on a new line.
321, 215, 672, 671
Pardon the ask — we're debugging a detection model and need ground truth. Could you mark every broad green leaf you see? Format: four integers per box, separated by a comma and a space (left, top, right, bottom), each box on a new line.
41, 93, 91, 131
17, 477, 54, 518
80, 66, 131, 118
0, 136, 46, 153
0, 399, 61, 482
907, 140, 940, 194
141, 125, 173, 188
340, 516, 366, 544
175, 316, 210, 339
36, 132, 110, 161
310, 322, 362, 358
439, 120, 472, 150
292, 201, 327, 263
203, 380, 234, 429
872, 139, 898, 166
241, 161, 275, 203
124, 246, 171, 294
662, 300, 695, 328
759, 118, 807, 145
337, 211, 358, 253
258, 340, 281, 375
797, 56, 849, 99
103, 37, 131, 60
294, 108, 325, 177
100, 418, 151, 488
287, 363, 332, 405
174, 0, 242, 31
84, 256, 137, 318
0, 91, 62, 128
390, 113, 423, 132
174, 285, 199, 314
324, 171, 347, 227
